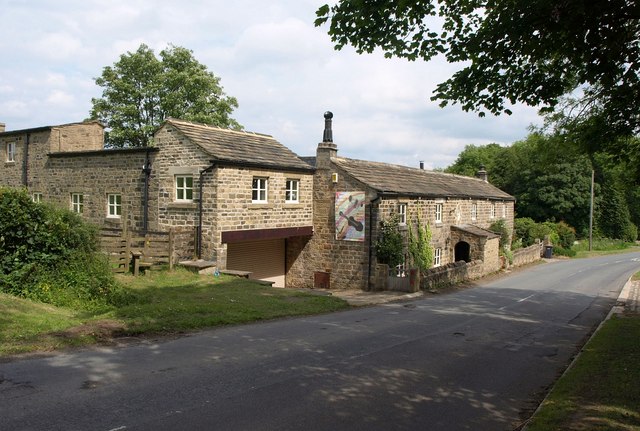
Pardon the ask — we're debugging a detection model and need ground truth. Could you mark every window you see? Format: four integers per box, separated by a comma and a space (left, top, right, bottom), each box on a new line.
71, 193, 83, 214
285, 179, 299, 203
471, 203, 477, 221
252, 177, 268, 203
398, 203, 407, 225
175, 175, 193, 201
6, 142, 15, 162
32, 193, 42, 203
435, 203, 443, 223
502, 203, 507, 218
107, 194, 122, 218
434, 248, 442, 267
491, 202, 496, 219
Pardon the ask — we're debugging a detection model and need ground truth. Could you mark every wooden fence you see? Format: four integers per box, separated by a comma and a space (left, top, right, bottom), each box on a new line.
100, 228, 174, 274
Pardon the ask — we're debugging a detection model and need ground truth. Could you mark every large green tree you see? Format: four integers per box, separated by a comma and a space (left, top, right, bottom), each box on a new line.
316, 0, 640, 140
91, 44, 241, 148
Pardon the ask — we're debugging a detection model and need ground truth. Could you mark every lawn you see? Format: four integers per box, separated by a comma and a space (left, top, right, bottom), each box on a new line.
0, 269, 349, 357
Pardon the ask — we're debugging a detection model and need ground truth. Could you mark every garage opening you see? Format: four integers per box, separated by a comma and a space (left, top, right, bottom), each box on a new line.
454, 241, 471, 263
226, 239, 285, 287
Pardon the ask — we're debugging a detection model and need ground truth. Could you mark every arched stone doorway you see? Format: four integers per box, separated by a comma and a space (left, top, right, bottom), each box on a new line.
454, 241, 471, 262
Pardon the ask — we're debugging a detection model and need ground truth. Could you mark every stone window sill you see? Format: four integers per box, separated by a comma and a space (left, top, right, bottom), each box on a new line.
250, 203, 275, 210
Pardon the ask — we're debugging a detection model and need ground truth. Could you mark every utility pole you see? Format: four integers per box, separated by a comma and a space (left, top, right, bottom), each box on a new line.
589, 169, 594, 251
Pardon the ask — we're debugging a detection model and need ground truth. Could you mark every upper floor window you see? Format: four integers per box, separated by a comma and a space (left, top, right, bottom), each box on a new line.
71, 193, 83, 214
434, 248, 442, 267
398, 203, 407, 225
491, 202, 496, 219
435, 202, 443, 223
502, 203, 507, 218
107, 194, 122, 218
175, 175, 193, 202
32, 193, 42, 203
252, 177, 268, 203
6, 142, 15, 162
471, 203, 477, 221
285, 179, 299, 203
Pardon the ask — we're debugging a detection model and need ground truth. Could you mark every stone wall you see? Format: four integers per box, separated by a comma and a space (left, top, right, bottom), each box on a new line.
42, 149, 156, 231
512, 242, 543, 267
287, 144, 375, 290
153, 124, 315, 266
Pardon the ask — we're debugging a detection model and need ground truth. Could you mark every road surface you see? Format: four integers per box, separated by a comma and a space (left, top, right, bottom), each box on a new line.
2, 252, 639, 430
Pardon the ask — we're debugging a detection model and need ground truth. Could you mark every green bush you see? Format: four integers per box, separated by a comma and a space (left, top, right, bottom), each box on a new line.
489, 219, 511, 250
553, 246, 577, 257
0, 187, 130, 309
375, 213, 404, 268
555, 221, 576, 249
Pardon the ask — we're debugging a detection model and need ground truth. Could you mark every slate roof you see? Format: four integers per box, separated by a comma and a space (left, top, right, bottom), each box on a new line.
164, 118, 314, 172
451, 224, 501, 239
330, 156, 514, 201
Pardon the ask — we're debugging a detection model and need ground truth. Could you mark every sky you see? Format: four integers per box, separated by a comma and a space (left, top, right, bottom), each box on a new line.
0, 0, 542, 170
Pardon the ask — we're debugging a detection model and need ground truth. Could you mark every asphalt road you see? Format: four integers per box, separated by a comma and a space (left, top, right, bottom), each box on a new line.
2, 253, 639, 431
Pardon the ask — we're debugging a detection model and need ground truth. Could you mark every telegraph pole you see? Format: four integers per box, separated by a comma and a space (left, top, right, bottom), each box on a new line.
589, 169, 594, 251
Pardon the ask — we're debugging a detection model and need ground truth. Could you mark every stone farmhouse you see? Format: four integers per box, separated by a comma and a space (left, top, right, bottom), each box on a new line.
292, 112, 515, 290
0, 114, 515, 290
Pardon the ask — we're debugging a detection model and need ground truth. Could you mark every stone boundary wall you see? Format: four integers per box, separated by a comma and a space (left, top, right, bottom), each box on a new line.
511, 242, 543, 268
420, 260, 485, 290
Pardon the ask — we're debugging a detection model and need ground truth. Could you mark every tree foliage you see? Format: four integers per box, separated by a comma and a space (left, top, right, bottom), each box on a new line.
91, 44, 241, 148
316, 0, 640, 139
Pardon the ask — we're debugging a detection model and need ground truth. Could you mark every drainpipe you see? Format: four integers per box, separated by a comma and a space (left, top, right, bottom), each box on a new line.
142, 151, 152, 233
22, 133, 30, 187
367, 195, 382, 290
197, 161, 216, 259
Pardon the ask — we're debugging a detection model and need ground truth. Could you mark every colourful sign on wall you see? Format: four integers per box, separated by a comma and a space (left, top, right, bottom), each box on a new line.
335, 191, 365, 241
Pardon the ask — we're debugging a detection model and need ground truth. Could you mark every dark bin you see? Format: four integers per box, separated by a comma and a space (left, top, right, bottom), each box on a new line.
544, 245, 553, 258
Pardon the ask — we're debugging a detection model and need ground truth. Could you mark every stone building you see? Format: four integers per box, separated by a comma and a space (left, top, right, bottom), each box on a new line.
0, 119, 314, 287
289, 112, 515, 290
0, 114, 514, 290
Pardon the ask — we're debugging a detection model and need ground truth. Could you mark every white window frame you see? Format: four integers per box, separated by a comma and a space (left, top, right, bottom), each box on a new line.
471, 202, 477, 221
434, 248, 442, 267
107, 194, 122, 218
32, 193, 42, 203
491, 202, 496, 219
6, 142, 15, 162
502, 203, 507, 218
175, 175, 194, 202
252, 177, 268, 203
71, 193, 83, 214
285, 179, 299, 203
435, 202, 443, 223
398, 203, 407, 225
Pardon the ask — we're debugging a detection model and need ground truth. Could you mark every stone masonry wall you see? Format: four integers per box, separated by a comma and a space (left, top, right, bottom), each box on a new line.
288, 147, 374, 290
41, 150, 155, 231
153, 124, 314, 265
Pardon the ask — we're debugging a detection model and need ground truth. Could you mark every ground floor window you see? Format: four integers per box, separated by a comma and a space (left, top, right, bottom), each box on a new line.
107, 194, 122, 218
32, 192, 42, 203
434, 248, 442, 267
71, 193, 83, 214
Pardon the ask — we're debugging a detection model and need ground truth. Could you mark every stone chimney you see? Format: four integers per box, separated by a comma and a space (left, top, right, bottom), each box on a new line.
0, 123, 5, 133
476, 165, 488, 182
316, 111, 337, 169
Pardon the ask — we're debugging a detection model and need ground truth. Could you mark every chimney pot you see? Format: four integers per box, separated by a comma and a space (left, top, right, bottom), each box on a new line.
476, 165, 488, 182
322, 111, 333, 142
0, 122, 5, 133
419, 161, 424, 170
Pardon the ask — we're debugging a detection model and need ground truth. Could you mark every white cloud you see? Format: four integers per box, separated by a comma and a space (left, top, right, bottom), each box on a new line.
0, 1, 542, 170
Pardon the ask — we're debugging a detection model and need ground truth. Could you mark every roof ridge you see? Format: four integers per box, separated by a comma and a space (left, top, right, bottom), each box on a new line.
165, 118, 274, 139
334, 156, 486, 181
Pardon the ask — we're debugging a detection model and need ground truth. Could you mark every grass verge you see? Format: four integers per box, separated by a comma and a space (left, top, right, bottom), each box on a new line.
525, 301, 640, 430
0, 269, 349, 357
